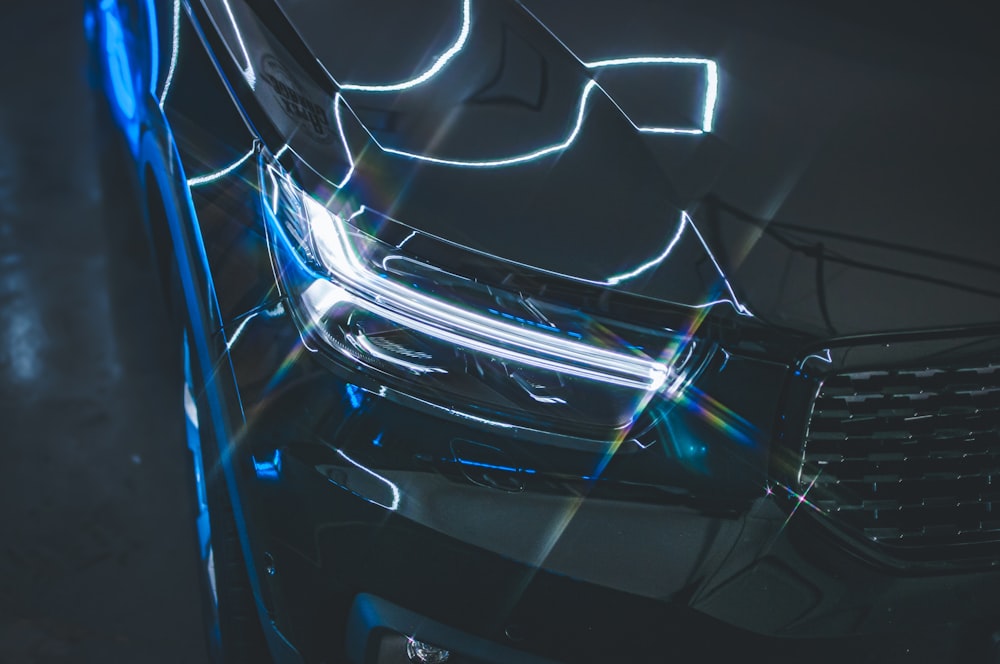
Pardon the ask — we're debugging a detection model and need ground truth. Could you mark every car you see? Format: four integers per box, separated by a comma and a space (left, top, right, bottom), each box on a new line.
88, 0, 1000, 662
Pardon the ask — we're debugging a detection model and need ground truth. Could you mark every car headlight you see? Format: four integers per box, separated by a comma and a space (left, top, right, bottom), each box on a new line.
262, 157, 712, 442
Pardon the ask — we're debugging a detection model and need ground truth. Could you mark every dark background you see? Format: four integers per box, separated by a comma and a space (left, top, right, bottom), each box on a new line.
0, 2, 209, 662
1, 1, 997, 662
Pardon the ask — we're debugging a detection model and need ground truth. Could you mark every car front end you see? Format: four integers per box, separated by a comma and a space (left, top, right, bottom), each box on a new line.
90, 0, 1000, 661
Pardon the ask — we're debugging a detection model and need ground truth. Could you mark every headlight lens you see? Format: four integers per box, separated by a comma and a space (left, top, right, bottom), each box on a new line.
262, 159, 710, 441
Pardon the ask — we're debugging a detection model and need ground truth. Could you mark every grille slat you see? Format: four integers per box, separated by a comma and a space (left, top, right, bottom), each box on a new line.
802, 361, 1000, 559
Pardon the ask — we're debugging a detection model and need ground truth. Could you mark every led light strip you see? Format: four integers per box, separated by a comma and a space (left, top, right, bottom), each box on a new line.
295, 192, 673, 391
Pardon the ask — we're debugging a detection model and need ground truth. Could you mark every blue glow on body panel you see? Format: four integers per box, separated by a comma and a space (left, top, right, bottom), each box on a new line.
101, 0, 137, 122
183, 331, 216, 607
452, 458, 537, 475
141, 0, 158, 95
252, 449, 282, 480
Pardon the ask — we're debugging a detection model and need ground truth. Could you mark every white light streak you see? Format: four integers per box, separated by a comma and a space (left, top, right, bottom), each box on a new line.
268, 165, 281, 213
183, 380, 199, 429
339, 80, 600, 169
584, 56, 719, 133
334, 60, 718, 171
703, 59, 719, 132
638, 127, 703, 135
326, 9, 719, 173
683, 213, 753, 317
334, 449, 400, 511
604, 211, 687, 285
158, 0, 180, 107
332, 93, 357, 187
225, 311, 259, 351
399, 391, 518, 429
340, 0, 471, 92
584, 210, 753, 316
799, 349, 833, 368
334, 3, 718, 137
220, 0, 255, 87
187, 146, 255, 186
396, 230, 417, 249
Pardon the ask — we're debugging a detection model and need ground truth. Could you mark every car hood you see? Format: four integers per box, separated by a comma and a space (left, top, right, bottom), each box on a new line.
266, 0, 1000, 339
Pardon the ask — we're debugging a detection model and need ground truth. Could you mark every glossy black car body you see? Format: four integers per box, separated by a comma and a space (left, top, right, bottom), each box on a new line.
90, 0, 1000, 661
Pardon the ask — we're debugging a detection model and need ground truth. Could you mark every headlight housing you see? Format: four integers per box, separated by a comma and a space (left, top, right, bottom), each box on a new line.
262, 157, 714, 443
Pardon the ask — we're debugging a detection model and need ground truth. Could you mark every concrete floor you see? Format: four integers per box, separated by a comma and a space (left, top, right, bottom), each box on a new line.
0, 2, 211, 662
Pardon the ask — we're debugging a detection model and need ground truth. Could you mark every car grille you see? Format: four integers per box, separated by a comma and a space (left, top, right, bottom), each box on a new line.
801, 361, 1000, 559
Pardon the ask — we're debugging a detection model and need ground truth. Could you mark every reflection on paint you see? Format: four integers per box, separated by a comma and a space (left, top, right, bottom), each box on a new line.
334, 0, 719, 157
348, 333, 448, 375
187, 146, 256, 186
340, 0, 471, 93
159, 0, 181, 107
800, 348, 833, 368
334, 449, 400, 511
603, 210, 687, 285
221, 0, 256, 87
314, 16, 743, 315
584, 56, 719, 133
101, 0, 137, 121
225, 311, 259, 351
182, 331, 216, 607
252, 449, 282, 480
345, 382, 365, 410
595, 211, 752, 316
337, 80, 602, 169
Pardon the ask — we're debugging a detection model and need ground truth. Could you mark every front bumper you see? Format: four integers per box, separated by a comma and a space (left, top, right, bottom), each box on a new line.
216, 310, 998, 663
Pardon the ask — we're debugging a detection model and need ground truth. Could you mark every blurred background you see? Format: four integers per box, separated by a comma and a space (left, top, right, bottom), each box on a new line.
0, 2, 209, 662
